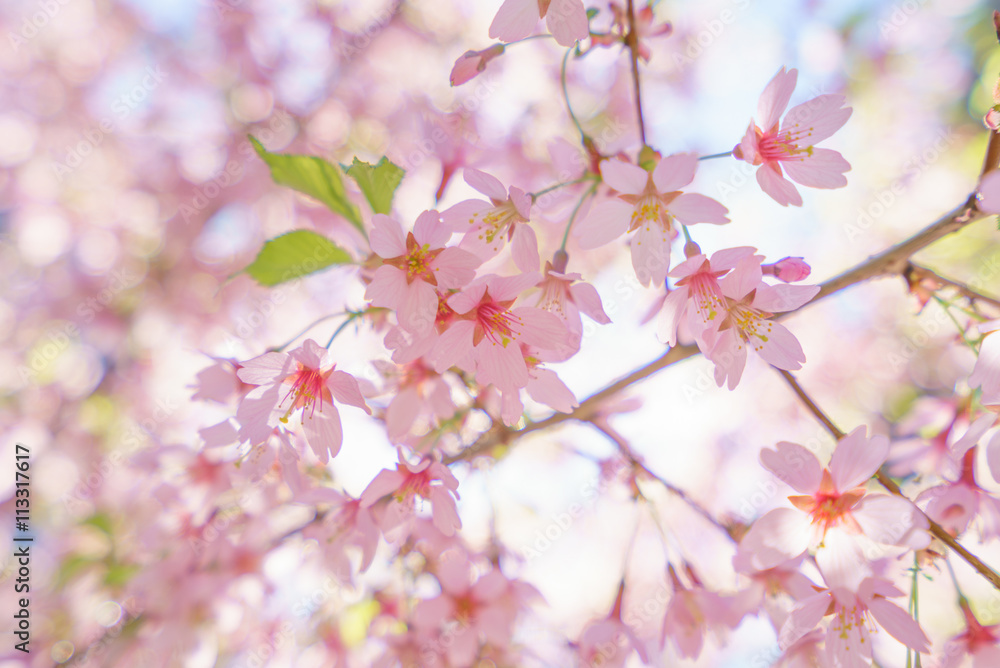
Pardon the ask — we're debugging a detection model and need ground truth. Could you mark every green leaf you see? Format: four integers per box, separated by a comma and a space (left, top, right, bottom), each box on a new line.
83, 512, 114, 536
344, 157, 405, 215
104, 562, 140, 587
249, 136, 364, 235
243, 229, 353, 287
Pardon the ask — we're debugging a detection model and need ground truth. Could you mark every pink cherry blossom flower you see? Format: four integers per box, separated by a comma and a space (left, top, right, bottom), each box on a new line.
701, 254, 819, 389
373, 358, 455, 442
586, 3, 672, 61
917, 418, 1000, 541
661, 565, 742, 659
733, 67, 853, 206
496, 343, 579, 425
366, 210, 480, 336
533, 257, 611, 352
577, 581, 650, 668
301, 490, 380, 581
763, 256, 812, 283
450, 43, 505, 86
235, 339, 371, 463
739, 427, 929, 583
969, 320, 1000, 405
430, 273, 567, 397
360, 449, 462, 537
190, 356, 254, 404
781, 573, 929, 666
939, 599, 1000, 668
441, 168, 539, 272
489, 0, 589, 48
575, 154, 730, 287
411, 551, 533, 666
656, 246, 759, 348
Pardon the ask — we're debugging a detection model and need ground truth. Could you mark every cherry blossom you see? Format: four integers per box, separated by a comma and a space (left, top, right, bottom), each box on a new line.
366, 210, 480, 336
450, 43, 505, 86
739, 427, 930, 581
360, 449, 462, 536
575, 154, 730, 286
441, 168, 539, 272
969, 320, 1000, 405
939, 599, 1000, 668
235, 339, 372, 463
733, 67, 853, 206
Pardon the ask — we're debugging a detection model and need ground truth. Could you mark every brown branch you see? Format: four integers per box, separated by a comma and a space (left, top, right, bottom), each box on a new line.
624, 0, 647, 146
449, 197, 988, 465
905, 261, 1000, 311
585, 418, 736, 539
778, 369, 1000, 592
981, 128, 1000, 177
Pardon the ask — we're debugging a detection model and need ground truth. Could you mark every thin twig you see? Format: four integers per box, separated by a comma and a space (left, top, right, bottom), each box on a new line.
624, 0, 647, 146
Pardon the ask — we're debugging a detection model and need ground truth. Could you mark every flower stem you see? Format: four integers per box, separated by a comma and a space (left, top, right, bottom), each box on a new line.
625, 0, 647, 146
560, 183, 598, 251
324, 309, 371, 348
531, 176, 591, 201
561, 48, 586, 141
268, 313, 345, 352
698, 151, 733, 161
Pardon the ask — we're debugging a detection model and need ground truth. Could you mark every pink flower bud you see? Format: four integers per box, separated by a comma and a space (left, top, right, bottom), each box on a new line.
449, 43, 505, 87
764, 257, 811, 282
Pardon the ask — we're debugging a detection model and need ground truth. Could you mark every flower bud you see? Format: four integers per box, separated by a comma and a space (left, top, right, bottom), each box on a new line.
764, 257, 811, 282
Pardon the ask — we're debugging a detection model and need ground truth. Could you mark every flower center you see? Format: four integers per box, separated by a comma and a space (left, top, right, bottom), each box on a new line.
758, 127, 817, 162
475, 300, 523, 348
468, 200, 524, 249
279, 364, 329, 423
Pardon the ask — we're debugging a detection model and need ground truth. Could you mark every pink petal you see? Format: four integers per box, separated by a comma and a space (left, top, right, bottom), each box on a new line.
412, 209, 451, 249
501, 388, 525, 425
429, 485, 462, 536
741, 508, 811, 569
979, 169, 1000, 213
630, 225, 672, 287
760, 441, 821, 494
511, 224, 540, 273
708, 328, 748, 390
669, 192, 729, 225
778, 592, 829, 649
328, 370, 372, 414
430, 320, 476, 373
868, 598, 930, 652
988, 430, 1000, 484
853, 494, 930, 549
736, 122, 760, 164
464, 167, 509, 201
600, 159, 648, 195
447, 281, 488, 314
754, 321, 806, 371
544, 0, 589, 46
781, 148, 850, 189
302, 405, 343, 463
238, 352, 292, 385
440, 198, 491, 231
476, 338, 529, 391
292, 339, 328, 369
365, 265, 409, 310
574, 199, 632, 249
487, 272, 541, 302
830, 426, 888, 492
385, 387, 420, 441
526, 367, 578, 413
951, 414, 996, 460
432, 247, 481, 290
751, 283, 820, 313
655, 287, 687, 346
399, 280, 439, 336
651, 152, 698, 193
970, 333, 1000, 404
370, 213, 407, 258
236, 384, 281, 443
756, 163, 803, 207
781, 94, 852, 146
512, 306, 567, 349
816, 528, 870, 591
826, 610, 871, 668
720, 255, 763, 300
569, 281, 611, 324
757, 67, 797, 132
488, 0, 538, 43
360, 469, 406, 507
510, 185, 533, 219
